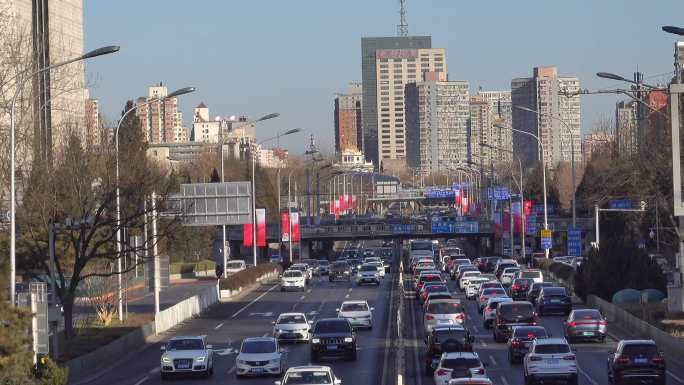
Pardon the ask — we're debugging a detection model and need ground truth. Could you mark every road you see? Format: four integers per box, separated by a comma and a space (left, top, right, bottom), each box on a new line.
74, 240, 684, 385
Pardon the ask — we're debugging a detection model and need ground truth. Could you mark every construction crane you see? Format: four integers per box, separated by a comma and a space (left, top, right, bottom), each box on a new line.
397, 0, 408, 37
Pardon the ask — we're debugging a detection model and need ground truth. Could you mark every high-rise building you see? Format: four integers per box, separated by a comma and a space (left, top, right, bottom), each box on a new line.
474, 91, 513, 164
84, 95, 100, 145
582, 131, 614, 162
135, 83, 184, 144
511, 66, 581, 168
361, 36, 431, 168
2, 0, 86, 162
334, 83, 363, 152
615, 100, 638, 156
374, 48, 446, 172
405, 78, 469, 176
675, 41, 684, 83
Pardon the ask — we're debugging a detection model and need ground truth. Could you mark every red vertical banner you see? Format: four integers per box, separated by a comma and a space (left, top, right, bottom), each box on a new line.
454, 190, 462, 206
243, 223, 253, 246
280, 212, 290, 242
524, 200, 533, 216
334, 200, 340, 220
338, 195, 345, 212
256, 208, 266, 247
348, 195, 354, 212
462, 197, 469, 215
328, 200, 334, 214
290, 212, 300, 241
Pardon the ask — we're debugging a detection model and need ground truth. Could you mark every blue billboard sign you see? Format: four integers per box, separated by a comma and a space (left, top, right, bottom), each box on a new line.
541, 236, 553, 250
567, 228, 582, 257
431, 221, 479, 234
526, 215, 537, 235
487, 186, 510, 201
392, 224, 413, 234
426, 189, 454, 199
609, 199, 632, 210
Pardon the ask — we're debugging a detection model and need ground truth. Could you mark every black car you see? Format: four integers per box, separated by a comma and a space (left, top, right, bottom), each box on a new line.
608, 340, 666, 385
329, 261, 351, 282
535, 287, 572, 316
509, 278, 534, 300
507, 325, 548, 364
424, 326, 474, 374
485, 256, 502, 273
493, 301, 538, 343
527, 282, 554, 305
310, 318, 356, 361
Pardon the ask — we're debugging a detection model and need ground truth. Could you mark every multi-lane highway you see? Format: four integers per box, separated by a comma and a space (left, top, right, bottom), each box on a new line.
76, 240, 684, 385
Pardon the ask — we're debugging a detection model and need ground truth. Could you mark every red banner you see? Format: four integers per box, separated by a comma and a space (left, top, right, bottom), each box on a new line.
290, 212, 300, 241
243, 223, 253, 246
462, 197, 469, 215
454, 190, 462, 206
348, 195, 354, 211
280, 212, 289, 242
334, 200, 340, 220
339, 195, 346, 212
524, 200, 533, 216
256, 208, 266, 247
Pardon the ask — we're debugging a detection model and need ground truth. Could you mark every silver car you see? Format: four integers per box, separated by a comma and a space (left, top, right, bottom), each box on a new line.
160, 336, 213, 379
423, 299, 465, 335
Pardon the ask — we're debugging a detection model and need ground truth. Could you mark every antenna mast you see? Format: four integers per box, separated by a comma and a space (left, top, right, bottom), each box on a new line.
397, 0, 408, 37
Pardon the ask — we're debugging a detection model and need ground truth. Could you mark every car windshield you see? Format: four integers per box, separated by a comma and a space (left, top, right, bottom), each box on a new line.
428, 302, 461, 314
463, 271, 480, 277
442, 357, 481, 369
531, 283, 553, 291
241, 340, 276, 354
227, 262, 243, 269
167, 339, 203, 351
278, 315, 306, 324
283, 271, 303, 278
498, 303, 534, 320
426, 285, 448, 292
498, 263, 516, 271
535, 344, 571, 354
573, 310, 601, 321
284, 371, 333, 384
483, 288, 506, 296
514, 327, 548, 338
360, 265, 376, 272
622, 344, 658, 357
421, 276, 441, 282
503, 268, 520, 274
521, 271, 542, 278
513, 278, 533, 286
488, 299, 511, 309
341, 303, 368, 312
315, 320, 351, 333
543, 288, 567, 297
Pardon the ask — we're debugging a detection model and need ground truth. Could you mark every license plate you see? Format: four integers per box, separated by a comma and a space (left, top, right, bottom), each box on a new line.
634, 358, 648, 364
327, 345, 338, 350
551, 299, 561, 304
547, 358, 559, 364
250, 368, 265, 373
438, 319, 451, 324
177, 363, 190, 369
583, 332, 594, 336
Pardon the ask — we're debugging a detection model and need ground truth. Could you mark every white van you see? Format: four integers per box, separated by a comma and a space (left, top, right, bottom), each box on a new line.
225, 260, 246, 275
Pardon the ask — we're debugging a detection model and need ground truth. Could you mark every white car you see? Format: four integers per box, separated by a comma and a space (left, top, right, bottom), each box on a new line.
235, 337, 283, 377
518, 269, 544, 284
523, 338, 577, 385
356, 264, 381, 286
281, 270, 307, 291
433, 352, 487, 385
273, 313, 312, 342
160, 336, 213, 379
291, 263, 313, 281
337, 300, 374, 329
466, 277, 491, 299
225, 260, 246, 275
459, 270, 482, 291
500, 267, 521, 285
275, 365, 342, 385
368, 261, 386, 278
448, 378, 493, 385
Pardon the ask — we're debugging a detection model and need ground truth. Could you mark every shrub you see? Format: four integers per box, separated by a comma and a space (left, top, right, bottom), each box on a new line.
169, 262, 195, 275
219, 263, 282, 291
194, 260, 216, 272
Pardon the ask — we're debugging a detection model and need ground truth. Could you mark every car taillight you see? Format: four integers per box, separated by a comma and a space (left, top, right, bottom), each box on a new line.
598, 321, 608, 326
456, 313, 465, 321
563, 355, 576, 361
616, 357, 630, 365
568, 321, 577, 327
480, 296, 485, 302
474, 368, 485, 375
652, 357, 665, 364
426, 314, 434, 320
511, 284, 520, 290
511, 339, 520, 347
529, 355, 543, 361
436, 369, 449, 376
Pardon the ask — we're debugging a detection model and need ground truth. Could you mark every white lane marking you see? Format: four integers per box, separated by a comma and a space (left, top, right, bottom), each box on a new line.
397, 374, 403, 385
348, 288, 353, 292
345, 294, 350, 299
133, 375, 149, 385
668, 370, 684, 384
231, 284, 279, 318
148, 367, 160, 374
472, 325, 479, 333
500, 376, 510, 385
214, 322, 224, 330
307, 288, 312, 293
578, 367, 599, 385
263, 333, 269, 337
228, 365, 236, 374
489, 355, 497, 366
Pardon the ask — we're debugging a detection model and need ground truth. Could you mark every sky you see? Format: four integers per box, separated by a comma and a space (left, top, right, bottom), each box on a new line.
84, 0, 684, 155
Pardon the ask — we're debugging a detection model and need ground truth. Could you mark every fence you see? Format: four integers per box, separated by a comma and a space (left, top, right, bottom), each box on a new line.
155, 284, 219, 335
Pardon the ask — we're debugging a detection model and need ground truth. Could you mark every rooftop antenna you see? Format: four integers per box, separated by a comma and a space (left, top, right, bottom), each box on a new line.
397, 0, 408, 37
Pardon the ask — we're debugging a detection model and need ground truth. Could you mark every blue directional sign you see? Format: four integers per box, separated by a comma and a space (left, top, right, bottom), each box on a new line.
541, 229, 553, 250
567, 228, 582, 257
431, 221, 479, 234
610, 199, 632, 210
426, 189, 454, 199
526, 216, 537, 235
392, 224, 413, 234
487, 186, 510, 201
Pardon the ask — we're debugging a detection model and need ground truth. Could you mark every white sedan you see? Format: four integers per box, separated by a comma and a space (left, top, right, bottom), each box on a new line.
276, 366, 342, 385
281, 270, 307, 291
160, 336, 213, 379
273, 313, 312, 342
337, 300, 374, 329
235, 337, 283, 377
523, 338, 577, 385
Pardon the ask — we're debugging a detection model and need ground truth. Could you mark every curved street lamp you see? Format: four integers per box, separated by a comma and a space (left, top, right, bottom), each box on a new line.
7, 45, 120, 306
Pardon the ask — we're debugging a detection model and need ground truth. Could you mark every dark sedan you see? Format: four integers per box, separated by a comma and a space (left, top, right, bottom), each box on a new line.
527, 282, 554, 305
509, 278, 533, 300
535, 287, 572, 316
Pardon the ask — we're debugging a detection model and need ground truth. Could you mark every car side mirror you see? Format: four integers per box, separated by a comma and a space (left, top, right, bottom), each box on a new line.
336, 308, 340, 312
308, 320, 313, 324
275, 381, 282, 385
371, 307, 375, 311
272, 321, 276, 325
160, 345, 166, 352
334, 379, 342, 385
206, 344, 213, 350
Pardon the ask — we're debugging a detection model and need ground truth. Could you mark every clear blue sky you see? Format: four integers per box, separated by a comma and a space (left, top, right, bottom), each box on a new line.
84, 0, 684, 154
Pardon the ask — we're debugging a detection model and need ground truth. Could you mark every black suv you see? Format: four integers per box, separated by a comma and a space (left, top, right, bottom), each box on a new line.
310, 318, 356, 361
608, 340, 666, 385
493, 301, 537, 343
329, 261, 351, 282
509, 278, 533, 300
507, 325, 548, 364
424, 326, 474, 374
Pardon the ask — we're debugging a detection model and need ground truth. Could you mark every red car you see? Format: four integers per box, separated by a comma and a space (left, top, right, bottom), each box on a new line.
420, 284, 450, 302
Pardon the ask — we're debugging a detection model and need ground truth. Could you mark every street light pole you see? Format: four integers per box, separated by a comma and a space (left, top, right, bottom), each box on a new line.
6, 45, 120, 307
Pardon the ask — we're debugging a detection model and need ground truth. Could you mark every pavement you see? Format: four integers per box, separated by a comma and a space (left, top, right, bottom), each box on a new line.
69, 241, 684, 385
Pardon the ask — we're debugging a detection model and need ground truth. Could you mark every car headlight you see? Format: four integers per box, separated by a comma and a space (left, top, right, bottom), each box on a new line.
237, 359, 247, 365
195, 356, 205, 362
311, 338, 320, 344
161, 355, 171, 364
269, 359, 280, 364
344, 337, 353, 343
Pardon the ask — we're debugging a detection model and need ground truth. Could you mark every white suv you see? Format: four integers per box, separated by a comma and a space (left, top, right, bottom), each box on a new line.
160, 336, 213, 379
276, 365, 342, 385
523, 338, 577, 385
433, 352, 487, 385
281, 270, 307, 291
